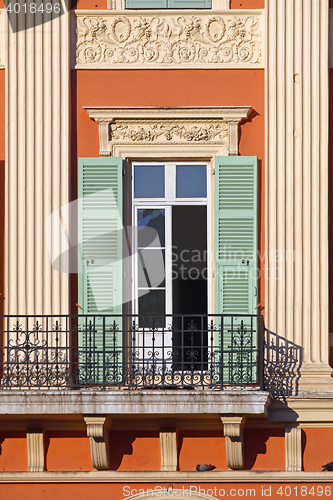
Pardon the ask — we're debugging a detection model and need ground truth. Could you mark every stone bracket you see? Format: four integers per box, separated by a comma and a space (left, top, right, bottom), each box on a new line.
84, 416, 111, 471
159, 427, 178, 472
85, 106, 252, 158
26, 428, 45, 472
221, 416, 245, 470
285, 427, 302, 472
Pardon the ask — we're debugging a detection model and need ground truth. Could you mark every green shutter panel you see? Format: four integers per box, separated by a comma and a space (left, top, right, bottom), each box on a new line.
214, 156, 258, 384
78, 157, 123, 385
168, 0, 210, 8
125, 0, 167, 8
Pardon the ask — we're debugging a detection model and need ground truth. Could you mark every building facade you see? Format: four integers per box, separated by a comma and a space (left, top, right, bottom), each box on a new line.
1, 0, 333, 498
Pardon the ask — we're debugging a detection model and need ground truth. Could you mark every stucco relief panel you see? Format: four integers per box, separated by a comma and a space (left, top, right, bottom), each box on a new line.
74, 11, 263, 68
111, 120, 228, 143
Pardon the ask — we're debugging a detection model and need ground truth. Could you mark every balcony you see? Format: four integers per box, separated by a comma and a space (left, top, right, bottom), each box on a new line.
0, 314, 264, 391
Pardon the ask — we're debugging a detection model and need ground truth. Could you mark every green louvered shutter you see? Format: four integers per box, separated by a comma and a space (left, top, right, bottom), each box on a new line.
125, 0, 209, 7
214, 156, 258, 385
125, 0, 167, 8
168, 0, 210, 8
78, 157, 123, 385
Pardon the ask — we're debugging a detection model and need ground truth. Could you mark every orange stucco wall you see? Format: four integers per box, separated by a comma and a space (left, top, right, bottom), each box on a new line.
303, 428, 333, 472
46, 432, 92, 471
3, 482, 333, 500
73, 68, 265, 312
109, 431, 160, 470
76, 0, 264, 10
243, 428, 285, 471
0, 428, 286, 472
0, 432, 27, 471
178, 430, 227, 471
230, 0, 264, 7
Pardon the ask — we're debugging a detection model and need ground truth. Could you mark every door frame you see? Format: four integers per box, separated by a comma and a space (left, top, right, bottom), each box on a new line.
131, 160, 212, 321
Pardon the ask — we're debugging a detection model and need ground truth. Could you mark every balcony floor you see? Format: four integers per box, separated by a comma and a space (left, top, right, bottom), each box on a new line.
0, 388, 271, 417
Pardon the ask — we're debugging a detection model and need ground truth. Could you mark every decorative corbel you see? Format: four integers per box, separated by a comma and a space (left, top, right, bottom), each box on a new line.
227, 120, 240, 156
285, 427, 302, 471
84, 416, 111, 470
221, 416, 245, 470
159, 427, 178, 471
26, 428, 45, 472
96, 120, 112, 157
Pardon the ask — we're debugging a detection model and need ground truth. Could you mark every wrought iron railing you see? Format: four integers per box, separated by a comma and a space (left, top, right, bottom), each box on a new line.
0, 314, 264, 390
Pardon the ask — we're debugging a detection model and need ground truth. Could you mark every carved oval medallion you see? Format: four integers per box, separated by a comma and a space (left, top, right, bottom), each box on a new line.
205, 16, 225, 43
111, 16, 131, 43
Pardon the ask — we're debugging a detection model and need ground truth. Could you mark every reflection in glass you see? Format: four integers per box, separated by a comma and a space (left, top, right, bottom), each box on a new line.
138, 209, 165, 247
176, 165, 207, 198
134, 165, 165, 198
138, 249, 165, 288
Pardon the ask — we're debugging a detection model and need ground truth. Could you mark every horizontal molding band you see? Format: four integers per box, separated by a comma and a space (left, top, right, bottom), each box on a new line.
0, 471, 333, 483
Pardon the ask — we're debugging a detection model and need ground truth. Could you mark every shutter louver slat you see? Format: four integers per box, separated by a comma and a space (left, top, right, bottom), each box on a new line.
125, 0, 167, 8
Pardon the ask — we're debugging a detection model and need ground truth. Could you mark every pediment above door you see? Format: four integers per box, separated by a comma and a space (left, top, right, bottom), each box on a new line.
84, 106, 252, 157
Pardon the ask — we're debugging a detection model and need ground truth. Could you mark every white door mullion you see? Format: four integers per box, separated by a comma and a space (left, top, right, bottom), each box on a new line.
165, 205, 172, 316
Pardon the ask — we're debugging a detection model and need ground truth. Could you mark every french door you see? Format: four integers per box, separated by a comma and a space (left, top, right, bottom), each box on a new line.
132, 161, 211, 370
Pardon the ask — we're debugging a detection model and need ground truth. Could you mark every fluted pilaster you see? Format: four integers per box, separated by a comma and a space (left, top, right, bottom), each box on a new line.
265, 0, 331, 391
5, 2, 69, 316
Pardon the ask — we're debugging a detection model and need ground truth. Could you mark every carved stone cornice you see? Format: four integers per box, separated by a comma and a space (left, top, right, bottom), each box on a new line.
84, 106, 252, 156
74, 10, 263, 69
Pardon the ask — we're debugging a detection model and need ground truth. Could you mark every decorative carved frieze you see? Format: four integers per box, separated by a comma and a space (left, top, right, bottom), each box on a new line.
160, 428, 178, 471
84, 106, 252, 156
84, 416, 111, 471
26, 428, 45, 472
74, 11, 263, 68
221, 416, 245, 470
111, 120, 228, 143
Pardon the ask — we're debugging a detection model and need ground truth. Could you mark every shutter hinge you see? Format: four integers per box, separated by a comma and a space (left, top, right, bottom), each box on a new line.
123, 272, 126, 278
212, 271, 215, 278
123, 168, 126, 176
212, 169, 215, 175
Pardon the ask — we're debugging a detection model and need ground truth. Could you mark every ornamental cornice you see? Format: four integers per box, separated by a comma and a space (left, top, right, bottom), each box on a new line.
84, 106, 252, 156
74, 9, 263, 68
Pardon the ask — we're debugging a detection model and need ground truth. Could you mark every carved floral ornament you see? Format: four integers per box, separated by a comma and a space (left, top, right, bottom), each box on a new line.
84, 107, 252, 156
75, 11, 263, 68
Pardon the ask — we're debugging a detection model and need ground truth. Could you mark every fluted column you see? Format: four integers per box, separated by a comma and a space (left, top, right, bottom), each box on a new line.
265, 0, 332, 391
5, 1, 69, 316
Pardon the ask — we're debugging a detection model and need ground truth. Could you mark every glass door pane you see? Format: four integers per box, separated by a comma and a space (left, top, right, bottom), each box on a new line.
137, 208, 166, 328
